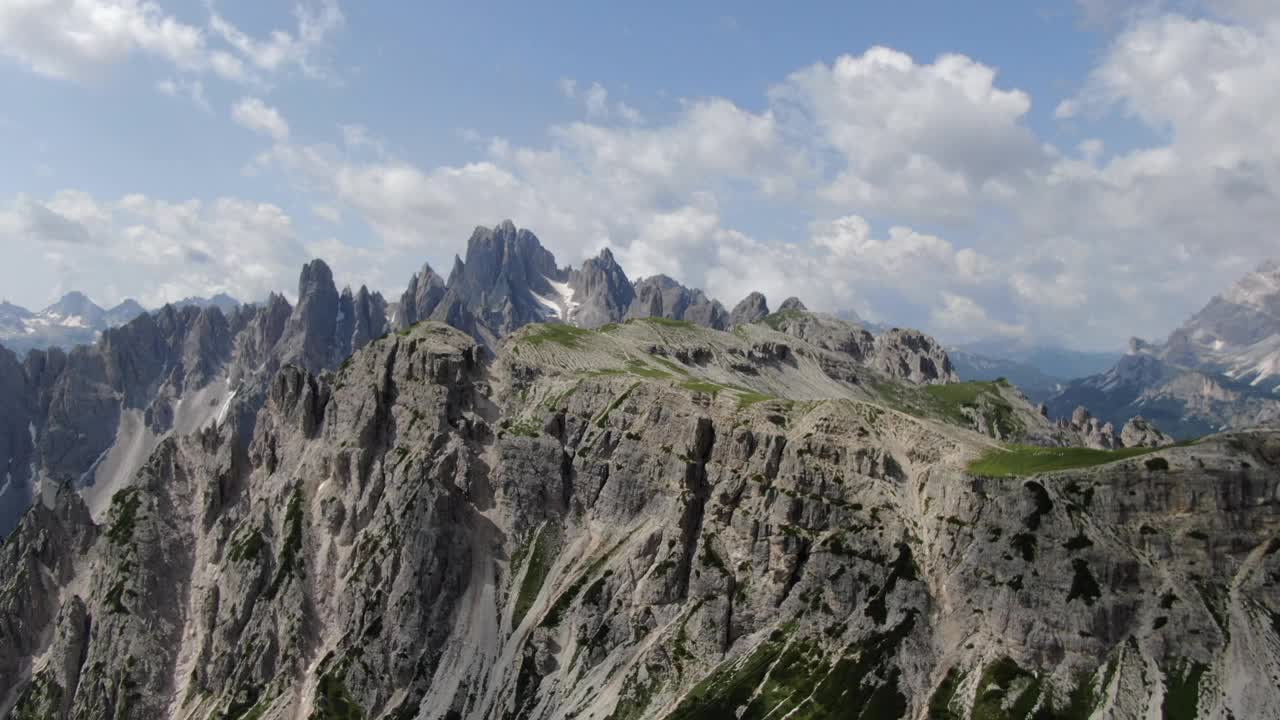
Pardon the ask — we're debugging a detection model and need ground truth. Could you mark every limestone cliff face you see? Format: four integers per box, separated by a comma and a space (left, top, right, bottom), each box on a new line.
2, 319, 1277, 720
0, 260, 390, 538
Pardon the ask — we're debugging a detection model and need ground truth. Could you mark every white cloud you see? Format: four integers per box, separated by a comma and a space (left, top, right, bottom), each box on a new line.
0, 0, 205, 80
232, 97, 290, 140
931, 293, 1027, 342
209, 0, 343, 78
771, 47, 1045, 219
559, 79, 645, 124
0, 0, 342, 86
157, 77, 209, 111
0, 190, 309, 307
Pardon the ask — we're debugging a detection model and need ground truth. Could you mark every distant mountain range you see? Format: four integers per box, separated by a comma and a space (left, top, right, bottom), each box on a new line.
947, 344, 1122, 402
1048, 260, 1280, 437
0, 292, 240, 354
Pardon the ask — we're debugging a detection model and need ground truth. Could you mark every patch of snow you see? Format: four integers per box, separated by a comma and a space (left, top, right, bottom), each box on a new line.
216, 390, 238, 427
28, 422, 35, 444
531, 290, 562, 319
531, 276, 582, 324
547, 278, 580, 318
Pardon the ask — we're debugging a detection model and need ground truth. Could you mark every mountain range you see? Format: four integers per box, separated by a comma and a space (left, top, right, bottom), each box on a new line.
947, 342, 1122, 403
0, 291, 240, 356
0, 222, 1278, 719
1048, 261, 1280, 438
0, 221, 959, 538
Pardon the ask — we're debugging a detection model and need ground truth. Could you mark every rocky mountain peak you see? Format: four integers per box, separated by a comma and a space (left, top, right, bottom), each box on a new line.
567, 247, 634, 328
778, 296, 807, 312
628, 274, 729, 329
729, 291, 770, 326
279, 259, 341, 369
1221, 258, 1280, 311
395, 262, 447, 330
44, 291, 106, 326
870, 327, 957, 384
1120, 415, 1174, 447
441, 221, 565, 337
105, 299, 146, 326
296, 258, 337, 302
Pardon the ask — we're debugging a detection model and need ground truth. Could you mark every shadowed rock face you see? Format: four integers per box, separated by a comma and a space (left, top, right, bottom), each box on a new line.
568, 248, 634, 329
396, 262, 447, 330
627, 274, 730, 329
0, 345, 36, 532
2, 319, 1277, 720
434, 221, 565, 339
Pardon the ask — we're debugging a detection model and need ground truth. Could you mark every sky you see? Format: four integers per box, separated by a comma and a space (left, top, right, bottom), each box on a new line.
1, 1, 1278, 351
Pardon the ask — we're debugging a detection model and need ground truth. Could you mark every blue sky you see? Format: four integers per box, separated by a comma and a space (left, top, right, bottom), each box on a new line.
1, 0, 1278, 351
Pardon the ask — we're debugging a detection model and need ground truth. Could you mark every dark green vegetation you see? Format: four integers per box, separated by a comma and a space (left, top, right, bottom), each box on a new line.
594, 382, 640, 428
870, 379, 1023, 439
11, 673, 63, 719
926, 667, 964, 719
104, 579, 130, 614
924, 381, 1023, 438
1162, 660, 1207, 720
227, 527, 266, 563
500, 417, 543, 439
105, 487, 143, 546
761, 308, 805, 330
665, 615, 914, 720
539, 536, 626, 629
969, 444, 1162, 477
267, 488, 305, 599
967, 657, 1101, 720
512, 523, 557, 627
971, 657, 1041, 720
312, 671, 365, 720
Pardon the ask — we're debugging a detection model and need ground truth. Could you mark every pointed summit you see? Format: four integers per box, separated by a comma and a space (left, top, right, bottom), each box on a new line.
443, 221, 563, 337
43, 291, 106, 327
568, 247, 633, 328
730, 292, 769, 326
396, 262, 447, 330
278, 259, 340, 369
778, 296, 807, 312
